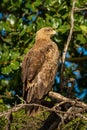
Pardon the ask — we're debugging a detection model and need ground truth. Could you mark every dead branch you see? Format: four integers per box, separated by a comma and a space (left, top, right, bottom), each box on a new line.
0, 91, 87, 130
60, 0, 76, 88
0, 92, 87, 118
49, 91, 87, 108
39, 91, 87, 130
0, 103, 60, 118
75, 7, 87, 11
62, 0, 76, 63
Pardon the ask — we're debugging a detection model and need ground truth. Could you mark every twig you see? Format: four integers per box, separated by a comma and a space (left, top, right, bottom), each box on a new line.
75, 7, 87, 11
16, 95, 26, 103
0, 103, 61, 118
60, 0, 76, 88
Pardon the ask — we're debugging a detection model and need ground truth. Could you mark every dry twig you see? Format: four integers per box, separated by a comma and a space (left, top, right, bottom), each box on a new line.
75, 7, 87, 11
60, 0, 76, 88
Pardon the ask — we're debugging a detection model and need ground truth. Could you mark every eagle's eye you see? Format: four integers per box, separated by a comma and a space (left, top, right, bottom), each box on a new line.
45, 28, 53, 32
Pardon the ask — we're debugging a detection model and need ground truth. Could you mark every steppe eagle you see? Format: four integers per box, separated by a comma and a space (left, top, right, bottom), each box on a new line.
22, 27, 59, 115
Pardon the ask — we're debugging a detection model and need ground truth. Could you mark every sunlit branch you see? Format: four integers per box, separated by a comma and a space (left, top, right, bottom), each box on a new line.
75, 7, 87, 11
60, 0, 76, 87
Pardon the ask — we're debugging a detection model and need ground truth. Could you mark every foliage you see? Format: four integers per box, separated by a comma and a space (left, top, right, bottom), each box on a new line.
62, 115, 87, 130
0, 0, 87, 129
0, 109, 49, 130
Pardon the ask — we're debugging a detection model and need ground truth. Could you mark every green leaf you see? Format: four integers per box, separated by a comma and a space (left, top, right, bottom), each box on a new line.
80, 25, 87, 33
3, 38, 12, 44
0, 99, 3, 104
77, 34, 86, 44
2, 66, 11, 74
10, 61, 20, 70
18, 0, 22, 4
33, 0, 41, 7
58, 24, 70, 33
20, 29, 26, 37
9, 51, 20, 60
51, 18, 62, 28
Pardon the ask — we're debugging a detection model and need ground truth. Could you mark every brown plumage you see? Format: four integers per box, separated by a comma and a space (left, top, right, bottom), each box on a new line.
22, 27, 59, 115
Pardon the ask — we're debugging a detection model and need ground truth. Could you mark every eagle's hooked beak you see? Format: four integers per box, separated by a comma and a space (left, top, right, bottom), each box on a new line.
52, 30, 58, 36
52, 30, 56, 34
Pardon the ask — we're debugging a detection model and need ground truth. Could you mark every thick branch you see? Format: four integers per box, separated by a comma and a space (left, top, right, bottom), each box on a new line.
49, 91, 87, 108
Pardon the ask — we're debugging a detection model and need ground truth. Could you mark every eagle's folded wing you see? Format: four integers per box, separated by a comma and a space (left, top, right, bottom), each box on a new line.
22, 49, 45, 82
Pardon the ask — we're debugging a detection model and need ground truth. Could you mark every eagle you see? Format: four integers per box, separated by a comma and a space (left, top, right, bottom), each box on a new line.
22, 27, 59, 115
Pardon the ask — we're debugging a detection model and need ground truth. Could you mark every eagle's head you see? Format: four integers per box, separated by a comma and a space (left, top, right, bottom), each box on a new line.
36, 27, 57, 40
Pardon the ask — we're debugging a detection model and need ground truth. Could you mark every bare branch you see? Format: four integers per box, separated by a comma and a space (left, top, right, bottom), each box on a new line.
60, 0, 76, 88
0, 91, 87, 130
16, 94, 26, 103
62, 0, 76, 64
0, 91, 87, 119
49, 91, 74, 102
75, 7, 87, 11
0, 103, 59, 118
49, 91, 87, 108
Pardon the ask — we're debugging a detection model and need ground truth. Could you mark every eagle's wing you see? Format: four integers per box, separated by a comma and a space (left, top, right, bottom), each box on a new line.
22, 49, 45, 82
22, 48, 46, 98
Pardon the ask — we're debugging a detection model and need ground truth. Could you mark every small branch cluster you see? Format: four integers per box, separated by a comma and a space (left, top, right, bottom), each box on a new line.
49, 91, 87, 121
0, 91, 87, 130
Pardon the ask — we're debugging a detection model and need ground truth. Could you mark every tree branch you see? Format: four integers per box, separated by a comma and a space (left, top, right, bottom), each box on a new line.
0, 91, 87, 130
75, 7, 87, 11
49, 91, 87, 108
62, 0, 76, 64
60, 0, 76, 88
